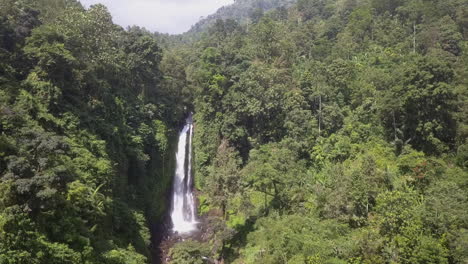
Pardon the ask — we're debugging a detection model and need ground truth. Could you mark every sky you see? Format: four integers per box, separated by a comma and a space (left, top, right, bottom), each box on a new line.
80, 0, 234, 34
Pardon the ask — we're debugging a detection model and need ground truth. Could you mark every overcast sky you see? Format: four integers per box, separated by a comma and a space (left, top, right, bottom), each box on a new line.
80, 0, 234, 34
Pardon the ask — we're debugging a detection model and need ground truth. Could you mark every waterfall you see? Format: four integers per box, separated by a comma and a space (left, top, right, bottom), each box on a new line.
170, 114, 198, 234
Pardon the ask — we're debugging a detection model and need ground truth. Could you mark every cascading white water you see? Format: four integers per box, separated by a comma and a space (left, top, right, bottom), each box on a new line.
170, 115, 198, 234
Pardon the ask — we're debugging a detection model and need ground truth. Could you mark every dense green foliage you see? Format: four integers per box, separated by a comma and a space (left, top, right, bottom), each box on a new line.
2, 0, 468, 263
165, 0, 468, 263
188, 0, 296, 34
0, 0, 184, 263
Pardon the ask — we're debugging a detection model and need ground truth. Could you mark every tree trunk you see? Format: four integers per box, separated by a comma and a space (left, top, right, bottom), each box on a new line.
318, 95, 322, 137
413, 21, 416, 53
393, 110, 397, 141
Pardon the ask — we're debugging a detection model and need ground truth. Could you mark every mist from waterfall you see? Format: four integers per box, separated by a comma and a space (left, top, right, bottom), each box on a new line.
170, 115, 198, 234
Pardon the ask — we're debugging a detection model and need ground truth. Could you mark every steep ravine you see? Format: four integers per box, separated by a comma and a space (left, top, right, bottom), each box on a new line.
148, 136, 176, 264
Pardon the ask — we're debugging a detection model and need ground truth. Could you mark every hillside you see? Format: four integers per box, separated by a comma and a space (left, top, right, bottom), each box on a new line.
187, 0, 297, 34
164, 0, 468, 263
1, 0, 468, 263
0, 0, 184, 263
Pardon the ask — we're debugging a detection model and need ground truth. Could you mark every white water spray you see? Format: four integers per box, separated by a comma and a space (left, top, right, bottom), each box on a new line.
170, 115, 198, 234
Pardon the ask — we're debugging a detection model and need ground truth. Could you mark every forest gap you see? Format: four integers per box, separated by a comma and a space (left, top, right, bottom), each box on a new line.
170, 113, 198, 234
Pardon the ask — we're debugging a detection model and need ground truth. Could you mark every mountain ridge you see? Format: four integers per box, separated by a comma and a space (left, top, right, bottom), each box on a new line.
186, 0, 297, 34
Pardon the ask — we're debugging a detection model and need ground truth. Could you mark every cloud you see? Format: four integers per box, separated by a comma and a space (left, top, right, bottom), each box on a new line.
80, 0, 234, 34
